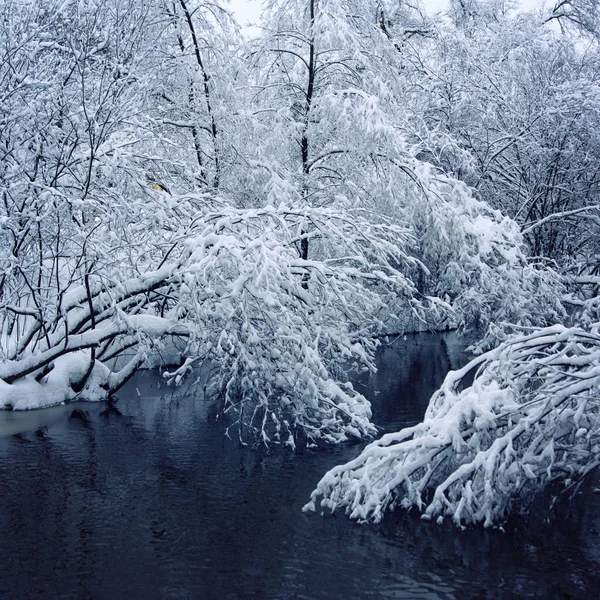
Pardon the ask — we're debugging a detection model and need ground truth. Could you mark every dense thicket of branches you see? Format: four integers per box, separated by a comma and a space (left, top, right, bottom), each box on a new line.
407, 0, 600, 268
306, 323, 600, 526
1, 0, 600, 519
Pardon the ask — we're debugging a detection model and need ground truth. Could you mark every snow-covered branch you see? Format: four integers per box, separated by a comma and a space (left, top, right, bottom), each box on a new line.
305, 323, 600, 526
521, 205, 600, 236
0, 200, 418, 445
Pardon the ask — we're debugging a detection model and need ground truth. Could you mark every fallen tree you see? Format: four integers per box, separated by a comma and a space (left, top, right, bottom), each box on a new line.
305, 323, 600, 526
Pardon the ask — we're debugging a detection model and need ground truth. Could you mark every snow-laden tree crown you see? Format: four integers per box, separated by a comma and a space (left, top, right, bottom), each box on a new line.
1, 0, 599, 524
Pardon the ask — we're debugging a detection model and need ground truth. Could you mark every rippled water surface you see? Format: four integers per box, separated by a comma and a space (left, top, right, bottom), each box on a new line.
1, 332, 599, 599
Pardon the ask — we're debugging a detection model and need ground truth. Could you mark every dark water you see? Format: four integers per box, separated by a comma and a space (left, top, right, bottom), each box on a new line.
1, 332, 599, 599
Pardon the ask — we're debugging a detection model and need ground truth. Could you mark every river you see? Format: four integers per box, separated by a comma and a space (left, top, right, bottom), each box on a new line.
1, 332, 599, 599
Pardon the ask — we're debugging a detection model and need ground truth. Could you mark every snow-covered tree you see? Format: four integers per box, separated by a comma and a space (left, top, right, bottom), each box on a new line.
154, 0, 250, 192
410, 3, 600, 268
0, 1, 423, 447
306, 322, 600, 526
246, 0, 564, 341
546, 0, 600, 39
0, 195, 422, 445
0, 0, 192, 401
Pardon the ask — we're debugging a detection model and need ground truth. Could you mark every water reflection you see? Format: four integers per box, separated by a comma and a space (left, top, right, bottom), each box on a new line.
0, 332, 599, 599
355, 332, 464, 432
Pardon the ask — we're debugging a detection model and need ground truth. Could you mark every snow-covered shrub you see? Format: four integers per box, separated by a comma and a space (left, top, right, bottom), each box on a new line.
0, 199, 419, 445
165, 203, 418, 445
402, 165, 567, 348
305, 323, 600, 526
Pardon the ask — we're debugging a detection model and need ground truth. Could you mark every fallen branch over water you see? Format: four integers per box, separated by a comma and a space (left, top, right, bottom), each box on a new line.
305, 323, 600, 527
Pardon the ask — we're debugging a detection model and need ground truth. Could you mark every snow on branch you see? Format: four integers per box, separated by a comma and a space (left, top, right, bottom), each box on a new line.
305, 323, 600, 526
0, 200, 419, 445
169, 203, 419, 446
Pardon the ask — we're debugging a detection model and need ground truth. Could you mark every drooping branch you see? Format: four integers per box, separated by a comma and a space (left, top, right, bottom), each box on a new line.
306, 324, 600, 527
